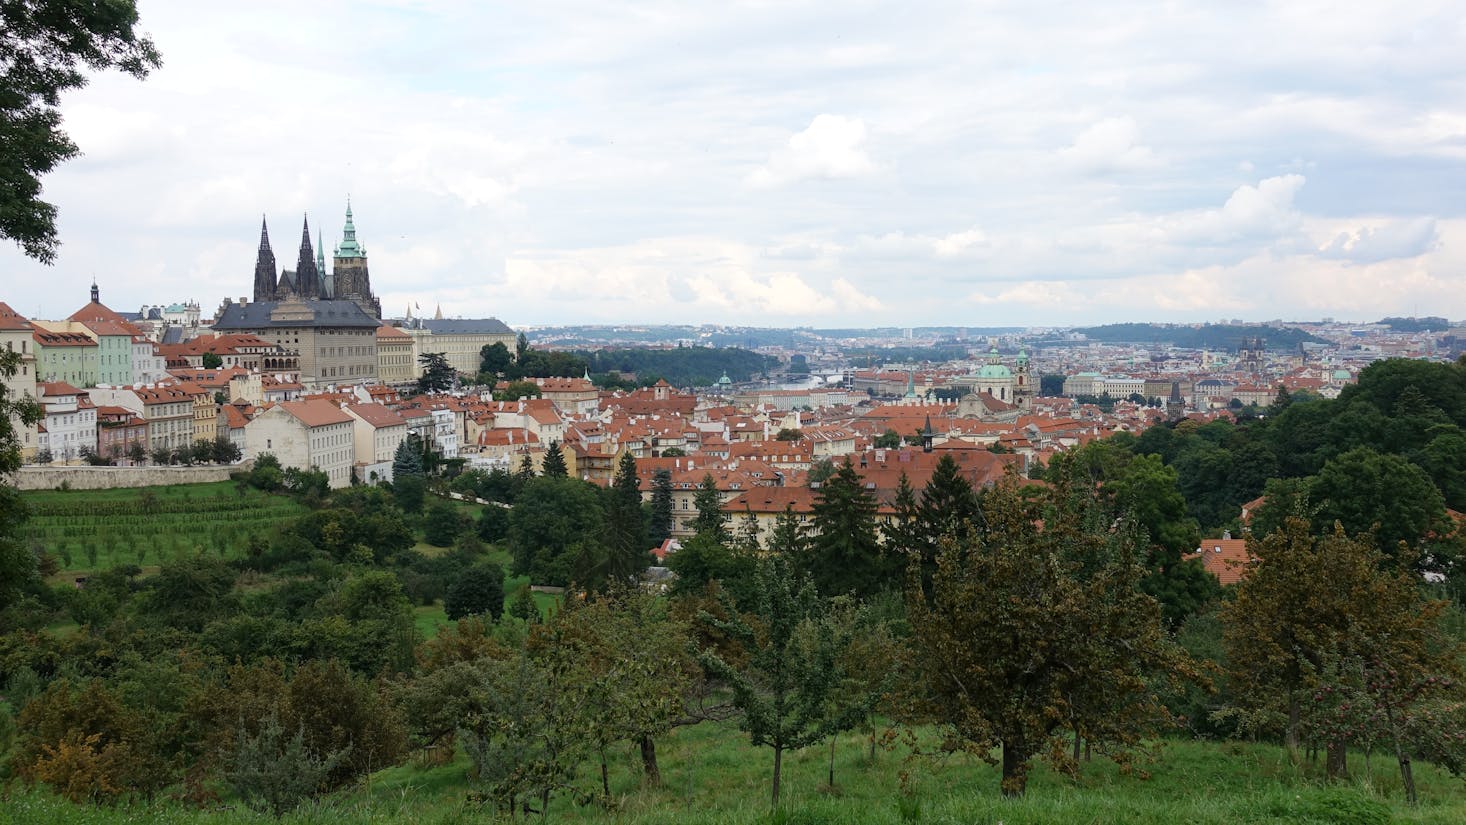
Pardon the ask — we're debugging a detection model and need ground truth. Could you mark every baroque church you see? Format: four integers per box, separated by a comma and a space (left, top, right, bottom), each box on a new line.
252, 202, 382, 319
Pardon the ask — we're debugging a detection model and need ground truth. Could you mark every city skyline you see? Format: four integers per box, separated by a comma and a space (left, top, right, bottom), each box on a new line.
1, 1, 1463, 327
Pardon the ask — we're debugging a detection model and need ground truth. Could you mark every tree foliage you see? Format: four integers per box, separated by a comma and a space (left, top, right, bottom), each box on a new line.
1, 0, 161, 262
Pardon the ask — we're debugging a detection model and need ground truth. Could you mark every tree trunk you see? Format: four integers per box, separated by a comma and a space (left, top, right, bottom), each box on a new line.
1001, 741, 1028, 798
640, 733, 661, 787
1386, 705, 1417, 805
1073, 727, 1082, 765
772, 745, 784, 806
869, 728, 877, 764
1325, 740, 1350, 781
1285, 697, 1302, 764
1084, 739, 1091, 762
600, 746, 610, 800
828, 735, 837, 788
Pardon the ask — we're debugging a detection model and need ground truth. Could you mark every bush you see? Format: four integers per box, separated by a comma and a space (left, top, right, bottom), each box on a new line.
224, 709, 349, 817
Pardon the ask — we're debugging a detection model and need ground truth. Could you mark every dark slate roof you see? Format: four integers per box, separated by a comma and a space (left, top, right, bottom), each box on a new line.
420, 318, 513, 335
160, 326, 185, 344
213, 300, 380, 330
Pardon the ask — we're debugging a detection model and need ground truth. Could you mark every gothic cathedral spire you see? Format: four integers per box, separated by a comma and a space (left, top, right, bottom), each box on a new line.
253, 215, 278, 302
294, 215, 320, 299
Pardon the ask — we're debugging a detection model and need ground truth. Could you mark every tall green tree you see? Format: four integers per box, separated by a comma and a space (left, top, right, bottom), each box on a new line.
507, 476, 605, 587
417, 352, 455, 393
603, 451, 650, 587
2, 0, 161, 262
903, 479, 1194, 797
478, 341, 513, 376
1103, 454, 1217, 626
541, 441, 568, 478
700, 555, 858, 805
805, 458, 891, 598
688, 473, 729, 545
1310, 447, 1448, 569
648, 469, 674, 545
392, 434, 424, 478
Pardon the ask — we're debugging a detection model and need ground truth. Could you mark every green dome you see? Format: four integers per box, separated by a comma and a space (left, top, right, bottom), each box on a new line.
977, 363, 1012, 379
1332, 369, 1350, 380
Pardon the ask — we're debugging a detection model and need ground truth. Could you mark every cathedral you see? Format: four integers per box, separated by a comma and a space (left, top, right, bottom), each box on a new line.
252, 202, 382, 318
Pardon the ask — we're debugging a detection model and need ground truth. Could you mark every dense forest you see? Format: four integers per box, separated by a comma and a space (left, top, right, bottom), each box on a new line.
3, 355, 1466, 820
1067, 323, 1327, 350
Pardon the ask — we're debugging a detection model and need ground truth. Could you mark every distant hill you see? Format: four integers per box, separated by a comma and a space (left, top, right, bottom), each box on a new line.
1377, 316, 1451, 333
1068, 323, 1327, 350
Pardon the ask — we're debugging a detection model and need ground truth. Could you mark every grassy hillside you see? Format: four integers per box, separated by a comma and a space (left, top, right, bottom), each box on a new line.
4, 735, 1465, 824
17, 481, 307, 576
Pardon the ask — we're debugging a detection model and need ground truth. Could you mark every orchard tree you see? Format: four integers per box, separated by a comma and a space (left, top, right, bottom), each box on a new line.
700, 554, 860, 805
903, 478, 1195, 797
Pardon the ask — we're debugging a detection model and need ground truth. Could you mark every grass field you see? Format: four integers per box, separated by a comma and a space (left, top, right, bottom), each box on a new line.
4, 733, 1465, 824
18, 481, 307, 577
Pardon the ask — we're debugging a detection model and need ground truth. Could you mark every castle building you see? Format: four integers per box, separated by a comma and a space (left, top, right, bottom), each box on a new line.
252, 202, 380, 318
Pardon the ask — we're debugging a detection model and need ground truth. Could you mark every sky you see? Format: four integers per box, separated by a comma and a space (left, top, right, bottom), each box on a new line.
2, 0, 1465, 328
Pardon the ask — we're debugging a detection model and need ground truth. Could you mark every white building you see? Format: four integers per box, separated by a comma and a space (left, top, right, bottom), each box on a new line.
344, 402, 408, 484
244, 399, 355, 488
36, 382, 96, 462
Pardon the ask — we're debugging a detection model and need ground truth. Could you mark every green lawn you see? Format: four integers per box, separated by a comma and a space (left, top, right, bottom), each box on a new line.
5, 735, 1465, 824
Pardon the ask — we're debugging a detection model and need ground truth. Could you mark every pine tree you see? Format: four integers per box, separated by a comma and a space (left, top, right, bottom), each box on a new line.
737, 505, 762, 555
603, 451, 650, 587
517, 453, 536, 481
649, 469, 674, 544
541, 441, 568, 478
768, 504, 807, 557
392, 434, 424, 478
805, 458, 891, 598
689, 474, 729, 545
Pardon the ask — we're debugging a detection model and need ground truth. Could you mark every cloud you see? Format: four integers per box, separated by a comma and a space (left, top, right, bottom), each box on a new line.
1057, 117, 1157, 174
1162, 175, 1307, 246
1319, 217, 1439, 263
748, 114, 874, 188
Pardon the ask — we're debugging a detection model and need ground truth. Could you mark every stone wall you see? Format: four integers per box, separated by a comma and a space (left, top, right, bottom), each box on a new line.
12, 461, 253, 491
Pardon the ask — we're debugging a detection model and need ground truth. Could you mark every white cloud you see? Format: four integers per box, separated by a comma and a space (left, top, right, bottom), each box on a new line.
1318, 217, 1439, 264
1057, 117, 1157, 174
748, 114, 874, 188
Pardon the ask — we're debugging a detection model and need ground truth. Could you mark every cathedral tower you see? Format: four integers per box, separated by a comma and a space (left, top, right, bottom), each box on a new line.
252, 217, 278, 302
293, 216, 321, 299
332, 200, 380, 318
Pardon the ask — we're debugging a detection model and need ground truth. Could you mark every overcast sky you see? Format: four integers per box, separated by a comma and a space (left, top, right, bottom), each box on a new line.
3, 0, 1464, 328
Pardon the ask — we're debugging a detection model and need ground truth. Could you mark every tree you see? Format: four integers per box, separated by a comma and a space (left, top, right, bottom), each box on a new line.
493, 379, 541, 401
422, 499, 466, 547
688, 473, 729, 545
1, 350, 42, 612
392, 434, 424, 478
1, 0, 161, 263
649, 469, 674, 545
200, 351, 223, 369
700, 555, 857, 805
1310, 447, 1448, 569
515, 331, 530, 362
913, 453, 980, 559
774, 428, 803, 442
1224, 517, 1465, 790
444, 563, 506, 620
805, 458, 891, 598
392, 473, 426, 514
902, 478, 1195, 797
541, 441, 567, 478
507, 476, 605, 587
603, 451, 650, 587
210, 435, 241, 464
479, 341, 513, 376
223, 708, 349, 817
417, 351, 455, 393
873, 428, 902, 449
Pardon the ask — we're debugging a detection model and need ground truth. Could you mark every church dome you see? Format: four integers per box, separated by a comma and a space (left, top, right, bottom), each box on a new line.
976, 363, 1012, 379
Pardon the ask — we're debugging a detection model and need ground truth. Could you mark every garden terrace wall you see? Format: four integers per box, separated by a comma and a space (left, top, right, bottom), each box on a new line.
11, 462, 254, 491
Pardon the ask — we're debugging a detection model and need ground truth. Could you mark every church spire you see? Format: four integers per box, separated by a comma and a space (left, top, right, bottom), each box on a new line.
90, 278, 99, 304
335, 198, 364, 259
253, 215, 278, 302
294, 215, 320, 299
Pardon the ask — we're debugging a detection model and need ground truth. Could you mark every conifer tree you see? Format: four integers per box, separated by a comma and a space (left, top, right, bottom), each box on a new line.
768, 504, 807, 557
649, 469, 674, 544
806, 458, 891, 598
603, 451, 650, 587
392, 434, 424, 478
541, 441, 568, 478
688, 474, 729, 545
